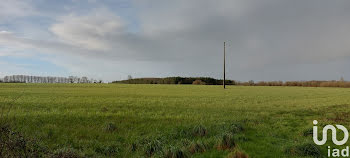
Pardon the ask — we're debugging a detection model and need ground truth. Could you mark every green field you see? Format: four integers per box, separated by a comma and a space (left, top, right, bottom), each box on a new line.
1, 83, 350, 157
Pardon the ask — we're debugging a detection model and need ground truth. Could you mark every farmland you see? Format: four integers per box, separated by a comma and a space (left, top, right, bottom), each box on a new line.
1, 83, 350, 157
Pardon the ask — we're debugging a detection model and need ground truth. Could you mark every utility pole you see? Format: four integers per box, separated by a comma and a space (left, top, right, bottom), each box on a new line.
223, 42, 226, 89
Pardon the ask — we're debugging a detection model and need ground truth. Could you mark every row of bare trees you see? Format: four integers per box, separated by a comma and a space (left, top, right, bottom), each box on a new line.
0, 75, 101, 83
237, 80, 350, 88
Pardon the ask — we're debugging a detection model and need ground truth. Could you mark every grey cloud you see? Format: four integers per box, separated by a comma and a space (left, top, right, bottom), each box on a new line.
2, 0, 350, 81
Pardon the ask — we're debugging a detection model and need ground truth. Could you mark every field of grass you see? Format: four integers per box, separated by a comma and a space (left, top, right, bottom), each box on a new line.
1, 83, 350, 157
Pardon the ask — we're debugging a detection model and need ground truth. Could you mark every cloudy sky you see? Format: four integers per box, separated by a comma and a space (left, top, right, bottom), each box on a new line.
1, 0, 350, 81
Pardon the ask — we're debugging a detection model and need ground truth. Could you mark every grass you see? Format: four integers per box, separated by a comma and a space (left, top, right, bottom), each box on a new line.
1, 83, 350, 157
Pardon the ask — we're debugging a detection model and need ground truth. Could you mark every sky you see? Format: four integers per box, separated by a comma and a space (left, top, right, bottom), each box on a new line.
1, 0, 350, 82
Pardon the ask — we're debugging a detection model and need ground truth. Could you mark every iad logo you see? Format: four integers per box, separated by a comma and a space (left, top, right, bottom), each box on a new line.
313, 120, 349, 145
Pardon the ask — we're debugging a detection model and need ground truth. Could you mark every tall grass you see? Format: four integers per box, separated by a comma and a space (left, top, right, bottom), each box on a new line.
1, 84, 350, 157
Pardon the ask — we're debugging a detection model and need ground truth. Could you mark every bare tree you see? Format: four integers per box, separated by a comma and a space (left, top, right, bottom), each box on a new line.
81, 77, 88, 83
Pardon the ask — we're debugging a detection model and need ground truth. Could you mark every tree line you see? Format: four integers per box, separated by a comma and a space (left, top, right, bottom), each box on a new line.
113, 77, 235, 85
2, 75, 349, 88
0, 75, 102, 83
241, 80, 350, 87
113, 77, 350, 88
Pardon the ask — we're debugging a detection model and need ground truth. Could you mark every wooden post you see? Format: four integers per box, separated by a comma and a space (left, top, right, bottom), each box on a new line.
224, 42, 226, 89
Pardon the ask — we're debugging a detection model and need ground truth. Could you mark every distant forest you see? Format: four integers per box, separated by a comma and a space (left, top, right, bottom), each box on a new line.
113, 77, 350, 88
113, 77, 233, 85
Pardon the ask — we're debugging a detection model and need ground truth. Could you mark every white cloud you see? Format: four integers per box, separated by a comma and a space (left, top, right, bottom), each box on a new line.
50, 8, 125, 51
0, 0, 36, 20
